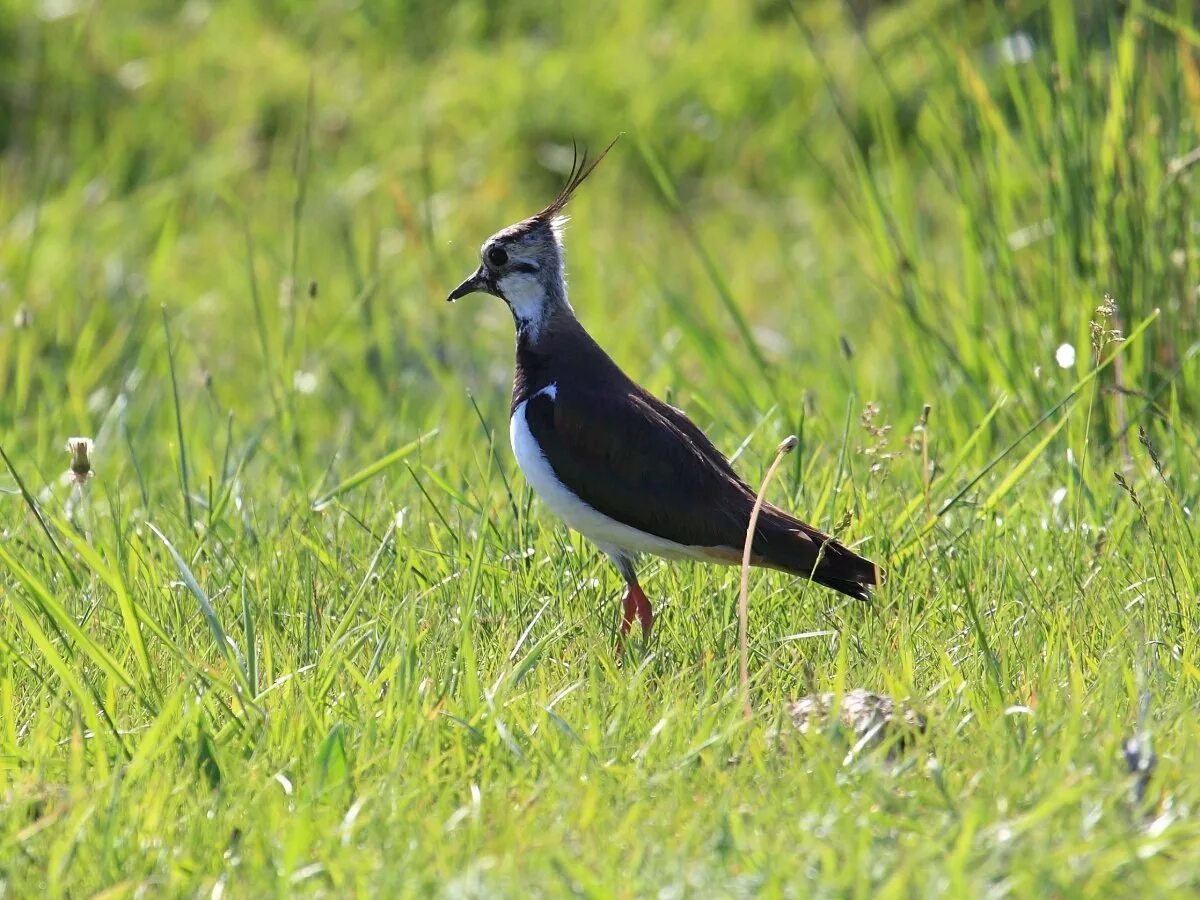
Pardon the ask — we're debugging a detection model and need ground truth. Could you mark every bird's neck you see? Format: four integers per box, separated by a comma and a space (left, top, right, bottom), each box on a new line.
511, 307, 629, 414
502, 268, 573, 346
513, 304, 571, 390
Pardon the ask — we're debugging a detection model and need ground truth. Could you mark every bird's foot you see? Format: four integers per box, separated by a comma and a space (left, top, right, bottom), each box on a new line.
619, 582, 653, 645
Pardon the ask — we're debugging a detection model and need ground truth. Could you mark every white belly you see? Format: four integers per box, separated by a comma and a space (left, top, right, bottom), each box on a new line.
509, 390, 715, 564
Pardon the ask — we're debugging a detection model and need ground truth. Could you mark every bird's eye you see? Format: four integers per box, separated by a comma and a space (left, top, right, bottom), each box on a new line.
487, 246, 509, 267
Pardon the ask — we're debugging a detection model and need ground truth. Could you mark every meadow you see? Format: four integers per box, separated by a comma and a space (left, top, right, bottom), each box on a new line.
1, 0, 1199, 894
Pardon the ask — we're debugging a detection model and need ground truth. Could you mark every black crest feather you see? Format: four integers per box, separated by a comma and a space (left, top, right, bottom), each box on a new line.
533, 134, 622, 222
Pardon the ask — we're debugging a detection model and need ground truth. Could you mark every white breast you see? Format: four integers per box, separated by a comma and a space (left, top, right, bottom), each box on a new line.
509, 385, 716, 564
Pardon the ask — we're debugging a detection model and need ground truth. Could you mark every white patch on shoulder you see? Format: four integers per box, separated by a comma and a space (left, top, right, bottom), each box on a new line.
498, 272, 547, 337
509, 391, 717, 564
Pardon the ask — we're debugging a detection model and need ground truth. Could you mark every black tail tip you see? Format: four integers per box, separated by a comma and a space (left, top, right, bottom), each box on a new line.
849, 582, 874, 602
823, 563, 882, 602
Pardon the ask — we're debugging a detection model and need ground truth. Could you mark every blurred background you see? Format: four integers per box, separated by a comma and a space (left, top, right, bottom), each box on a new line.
3, 1, 1196, 455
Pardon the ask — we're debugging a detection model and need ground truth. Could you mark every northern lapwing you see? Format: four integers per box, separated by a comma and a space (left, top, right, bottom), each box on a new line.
447, 141, 881, 641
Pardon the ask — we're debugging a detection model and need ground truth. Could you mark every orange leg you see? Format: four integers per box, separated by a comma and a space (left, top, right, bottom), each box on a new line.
620, 581, 653, 642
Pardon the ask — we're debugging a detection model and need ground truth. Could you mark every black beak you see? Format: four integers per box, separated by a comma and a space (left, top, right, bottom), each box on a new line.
446, 265, 491, 302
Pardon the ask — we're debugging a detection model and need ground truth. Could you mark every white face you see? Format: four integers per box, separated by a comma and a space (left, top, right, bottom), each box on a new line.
479, 224, 566, 339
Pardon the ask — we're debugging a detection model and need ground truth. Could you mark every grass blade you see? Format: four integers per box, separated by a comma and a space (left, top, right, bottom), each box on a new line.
146, 522, 246, 684
0, 542, 141, 697
161, 307, 195, 529
311, 429, 438, 511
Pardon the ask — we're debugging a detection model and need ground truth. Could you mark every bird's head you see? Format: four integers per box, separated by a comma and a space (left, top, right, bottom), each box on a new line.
447, 137, 619, 340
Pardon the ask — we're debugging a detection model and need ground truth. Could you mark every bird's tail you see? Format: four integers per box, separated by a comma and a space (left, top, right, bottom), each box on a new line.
752, 505, 882, 601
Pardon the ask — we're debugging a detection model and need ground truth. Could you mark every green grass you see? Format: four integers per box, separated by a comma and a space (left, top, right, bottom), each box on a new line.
2, 0, 1200, 894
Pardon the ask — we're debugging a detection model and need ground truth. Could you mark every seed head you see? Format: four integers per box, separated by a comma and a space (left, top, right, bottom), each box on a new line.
1090, 294, 1123, 352
66, 437, 95, 484
1138, 426, 1165, 481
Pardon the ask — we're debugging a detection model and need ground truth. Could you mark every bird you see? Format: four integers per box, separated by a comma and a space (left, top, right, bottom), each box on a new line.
447, 140, 881, 642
